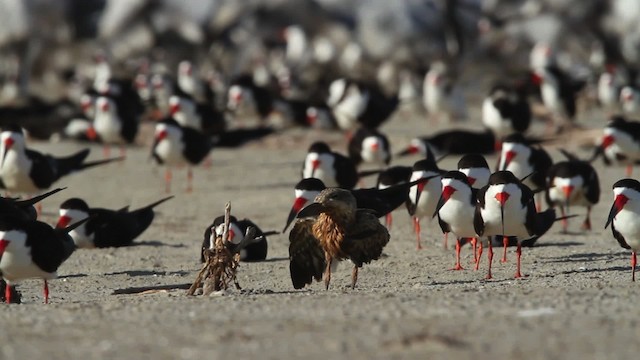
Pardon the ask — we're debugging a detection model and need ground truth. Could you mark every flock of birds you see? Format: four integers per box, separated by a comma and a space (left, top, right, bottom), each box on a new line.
1, 23, 640, 303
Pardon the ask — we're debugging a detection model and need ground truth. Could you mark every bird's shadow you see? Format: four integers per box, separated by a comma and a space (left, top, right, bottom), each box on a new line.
59, 273, 88, 279
133, 240, 187, 248
254, 257, 288, 263
533, 241, 584, 248
105, 270, 190, 277
557, 265, 629, 276
539, 251, 627, 263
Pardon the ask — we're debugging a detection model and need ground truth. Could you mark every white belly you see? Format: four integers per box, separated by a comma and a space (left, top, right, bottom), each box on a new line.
614, 210, 640, 250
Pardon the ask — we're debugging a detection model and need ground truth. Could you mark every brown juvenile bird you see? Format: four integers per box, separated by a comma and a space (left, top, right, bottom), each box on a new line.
289, 188, 390, 290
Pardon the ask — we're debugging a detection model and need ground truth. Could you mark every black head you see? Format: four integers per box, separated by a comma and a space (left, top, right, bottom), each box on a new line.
59, 198, 90, 212
612, 178, 640, 191
1, 123, 23, 135
308, 141, 331, 154
413, 157, 439, 172
503, 133, 527, 145
295, 178, 326, 192
488, 170, 520, 185
457, 154, 489, 170
442, 170, 469, 184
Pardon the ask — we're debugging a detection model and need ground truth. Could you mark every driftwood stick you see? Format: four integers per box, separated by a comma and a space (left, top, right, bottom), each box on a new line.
222, 202, 231, 243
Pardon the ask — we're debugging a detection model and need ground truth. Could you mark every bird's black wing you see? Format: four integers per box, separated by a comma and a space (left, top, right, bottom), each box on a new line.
342, 209, 390, 267
334, 153, 358, 189
473, 186, 488, 236
584, 164, 600, 205
87, 208, 140, 247
27, 221, 75, 274
25, 150, 58, 189
530, 147, 553, 189
182, 127, 213, 164
288, 218, 325, 289
611, 222, 631, 250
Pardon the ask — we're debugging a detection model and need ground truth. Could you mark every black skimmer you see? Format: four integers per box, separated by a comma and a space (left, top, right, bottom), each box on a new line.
325, 78, 370, 131
594, 115, 640, 176
397, 129, 496, 157
176, 60, 215, 105
482, 83, 531, 148
91, 96, 139, 156
0, 125, 122, 194
55, 196, 173, 248
289, 188, 390, 289
301, 141, 358, 189
434, 171, 478, 270
605, 178, 640, 281
0, 215, 88, 303
474, 170, 540, 279
532, 65, 586, 132
620, 86, 640, 117
305, 105, 338, 130
201, 215, 277, 262
597, 69, 619, 113
168, 95, 226, 137
151, 118, 213, 193
545, 150, 600, 233
407, 156, 443, 250
348, 127, 391, 168
423, 61, 466, 123
457, 154, 491, 189
227, 74, 275, 124
497, 133, 552, 193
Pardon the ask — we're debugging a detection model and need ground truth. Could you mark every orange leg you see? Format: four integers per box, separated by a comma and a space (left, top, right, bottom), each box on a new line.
186, 168, 193, 193
5, 283, 11, 304
486, 240, 494, 279
501, 236, 508, 263
632, 251, 637, 282
560, 206, 568, 233
103, 145, 111, 158
385, 213, 393, 230
471, 237, 477, 264
514, 242, 523, 278
475, 242, 483, 271
451, 237, 464, 270
581, 207, 592, 231
443, 232, 448, 250
44, 280, 49, 304
413, 217, 422, 250
626, 164, 633, 177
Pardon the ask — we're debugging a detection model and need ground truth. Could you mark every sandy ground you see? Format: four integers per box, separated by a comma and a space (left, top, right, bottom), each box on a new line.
1, 98, 639, 360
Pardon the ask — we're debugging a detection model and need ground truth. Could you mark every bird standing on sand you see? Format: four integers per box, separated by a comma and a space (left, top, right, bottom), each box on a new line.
0, 125, 122, 195
56, 196, 173, 248
605, 178, 640, 281
288, 188, 389, 290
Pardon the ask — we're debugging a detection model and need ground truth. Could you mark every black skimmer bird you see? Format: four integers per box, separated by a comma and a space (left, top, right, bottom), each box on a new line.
620, 86, 640, 117
305, 105, 338, 130
151, 118, 213, 193
283, 178, 326, 233
201, 215, 277, 262
457, 154, 491, 189
0, 125, 122, 195
55, 196, 173, 248
325, 78, 370, 131
532, 65, 586, 132
301, 141, 358, 189
423, 61, 467, 123
434, 171, 478, 270
288, 188, 390, 290
482, 83, 531, 148
407, 156, 443, 250
594, 115, 640, 176
91, 96, 139, 157
348, 127, 391, 168
474, 170, 541, 279
605, 178, 640, 281
0, 215, 88, 303
397, 129, 496, 157
597, 69, 620, 113
545, 150, 600, 233
497, 133, 552, 193
168, 95, 226, 137
227, 74, 275, 124
176, 60, 215, 105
